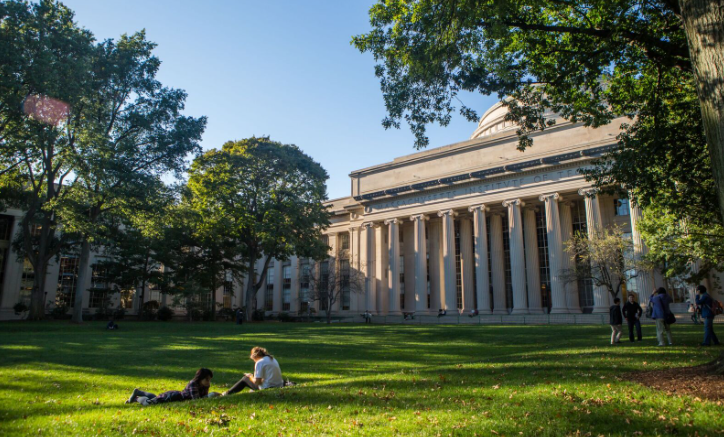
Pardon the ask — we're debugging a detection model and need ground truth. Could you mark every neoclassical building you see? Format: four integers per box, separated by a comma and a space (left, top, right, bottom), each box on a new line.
0, 102, 719, 320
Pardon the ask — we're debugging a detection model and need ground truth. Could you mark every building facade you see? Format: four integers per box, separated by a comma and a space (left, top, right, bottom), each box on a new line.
1, 102, 720, 320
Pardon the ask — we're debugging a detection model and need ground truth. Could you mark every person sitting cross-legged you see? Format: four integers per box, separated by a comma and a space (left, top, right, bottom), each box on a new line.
223, 347, 283, 395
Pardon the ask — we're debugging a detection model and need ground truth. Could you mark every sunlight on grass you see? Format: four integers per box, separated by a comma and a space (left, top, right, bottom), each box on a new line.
0, 322, 722, 436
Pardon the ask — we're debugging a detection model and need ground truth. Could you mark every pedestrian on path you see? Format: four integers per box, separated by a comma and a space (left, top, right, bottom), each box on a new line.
622, 294, 642, 342
610, 297, 623, 345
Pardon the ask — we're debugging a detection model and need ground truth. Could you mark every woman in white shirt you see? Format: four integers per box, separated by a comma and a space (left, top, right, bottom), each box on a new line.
223, 346, 283, 395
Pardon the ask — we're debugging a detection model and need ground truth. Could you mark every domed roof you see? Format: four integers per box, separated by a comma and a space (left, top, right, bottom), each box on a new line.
469, 101, 518, 140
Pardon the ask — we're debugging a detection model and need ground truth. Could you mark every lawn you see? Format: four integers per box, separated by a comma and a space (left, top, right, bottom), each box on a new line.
0, 322, 722, 436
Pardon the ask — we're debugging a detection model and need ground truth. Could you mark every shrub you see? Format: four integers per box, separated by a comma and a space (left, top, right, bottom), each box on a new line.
113, 307, 126, 320
278, 312, 293, 322
141, 300, 160, 321
252, 309, 265, 322
157, 306, 175, 321
217, 307, 235, 321
13, 302, 29, 315
50, 304, 70, 319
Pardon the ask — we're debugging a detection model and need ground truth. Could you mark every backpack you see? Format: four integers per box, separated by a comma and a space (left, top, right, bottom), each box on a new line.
645, 300, 654, 318
710, 300, 724, 316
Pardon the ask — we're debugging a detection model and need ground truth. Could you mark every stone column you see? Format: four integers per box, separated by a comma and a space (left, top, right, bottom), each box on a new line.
328, 233, 339, 312
349, 226, 359, 312
489, 212, 507, 314
523, 206, 543, 314
375, 223, 388, 314
559, 201, 582, 313
403, 222, 415, 311
459, 217, 475, 313
428, 218, 442, 312
410, 214, 429, 313
629, 200, 654, 306
579, 188, 609, 313
503, 199, 529, 314
273, 258, 283, 313
361, 223, 376, 313
437, 209, 458, 312
290, 256, 300, 313
539, 193, 568, 314
385, 218, 401, 314
469, 205, 491, 314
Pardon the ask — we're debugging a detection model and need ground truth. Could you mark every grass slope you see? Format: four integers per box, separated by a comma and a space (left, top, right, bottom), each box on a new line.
0, 322, 722, 436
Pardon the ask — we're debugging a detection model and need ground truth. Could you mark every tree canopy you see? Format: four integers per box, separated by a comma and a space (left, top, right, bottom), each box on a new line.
184, 137, 331, 320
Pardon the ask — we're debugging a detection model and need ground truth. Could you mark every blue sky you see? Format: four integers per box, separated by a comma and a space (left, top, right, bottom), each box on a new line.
62, 0, 498, 199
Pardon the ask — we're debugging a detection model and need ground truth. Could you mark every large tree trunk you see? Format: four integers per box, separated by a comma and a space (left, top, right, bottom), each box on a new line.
71, 237, 91, 323
28, 261, 48, 321
680, 0, 724, 368
680, 0, 724, 220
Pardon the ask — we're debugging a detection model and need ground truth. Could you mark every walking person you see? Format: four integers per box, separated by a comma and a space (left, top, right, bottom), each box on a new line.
223, 347, 284, 395
651, 287, 673, 346
609, 297, 623, 345
622, 294, 643, 342
695, 285, 720, 346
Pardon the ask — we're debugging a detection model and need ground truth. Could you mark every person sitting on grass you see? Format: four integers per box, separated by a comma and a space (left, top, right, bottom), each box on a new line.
106, 318, 119, 330
126, 368, 216, 406
223, 347, 283, 395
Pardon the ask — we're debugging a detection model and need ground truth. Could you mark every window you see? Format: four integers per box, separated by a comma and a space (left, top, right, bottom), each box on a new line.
19, 258, 34, 306
571, 200, 594, 309
320, 261, 329, 311
502, 216, 513, 311
535, 209, 551, 311
89, 265, 109, 308
56, 256, 79, 307
340, 259, 350, 310
223, 279, 233, 309
339, 232, 350, 251
455, 220, 462, 310
265, 267, 274, 311
614, 198, 630, 216
120, 289, 135, 309
300, 260, 310, 312
282, 264, 291, 311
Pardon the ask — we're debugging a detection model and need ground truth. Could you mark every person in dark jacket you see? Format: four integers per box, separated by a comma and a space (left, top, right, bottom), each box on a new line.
622, 294, 643, 342
695, 285, 720, 346
126, 368, 215, 406
651, 287, 673, 346
609, 297, 623, 344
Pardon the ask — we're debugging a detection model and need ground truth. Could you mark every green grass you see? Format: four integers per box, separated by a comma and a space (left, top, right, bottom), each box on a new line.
0, 322, 722, 436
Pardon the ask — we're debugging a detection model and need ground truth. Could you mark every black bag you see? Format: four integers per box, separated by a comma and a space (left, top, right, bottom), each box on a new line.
665, 312, 676, 324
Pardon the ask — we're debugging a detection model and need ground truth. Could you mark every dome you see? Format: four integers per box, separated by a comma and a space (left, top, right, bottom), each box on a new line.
469, 101, 518, 140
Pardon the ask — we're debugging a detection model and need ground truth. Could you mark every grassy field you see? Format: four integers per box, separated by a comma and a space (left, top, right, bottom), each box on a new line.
0, 322, 722, 436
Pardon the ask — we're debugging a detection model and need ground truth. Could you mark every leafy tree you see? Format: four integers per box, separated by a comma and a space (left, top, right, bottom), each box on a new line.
561, 226, 649, 302
352, 0, 724, 223
0, 0, 95, 319
185, 137, 331, 321
636, 202, 724, 284
306, 260, 364, 324
59, 31, 205, 323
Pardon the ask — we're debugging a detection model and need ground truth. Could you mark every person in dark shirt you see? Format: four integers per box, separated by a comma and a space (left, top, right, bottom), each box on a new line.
609, 297, 623, 345
126, 368, 215, 406
695, 285, 721, 346
622, 294, 643, 342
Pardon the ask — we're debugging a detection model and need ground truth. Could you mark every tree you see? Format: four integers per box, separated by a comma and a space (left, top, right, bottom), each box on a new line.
306, 260, 365, 324
184, 137, 331, 321
561, 226, 649, 302
0, 0, 95, 319
59, 31, 205, 323
352, 0, 724, 223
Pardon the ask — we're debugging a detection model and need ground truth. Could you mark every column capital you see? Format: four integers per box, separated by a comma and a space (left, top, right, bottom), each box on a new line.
523, 205, 539, 213
468, 204, 489, 213
578, 187, 599, 197
349, 225, 360, 232
539, 192, 562, 202
384, 218, 399, 225
437, 209, 458, 218
326, 231, 338, 237
409, 214, 429, 222
502, 199, 525, 208
559, 200, 575, 208
361, 222, 375, 229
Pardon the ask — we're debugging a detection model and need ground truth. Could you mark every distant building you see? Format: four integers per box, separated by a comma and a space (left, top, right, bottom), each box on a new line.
1, 102, 719, 320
